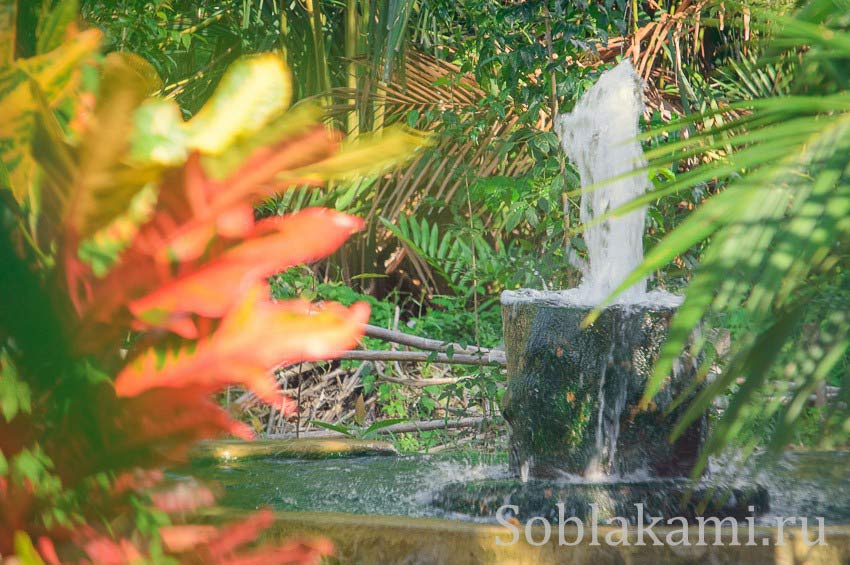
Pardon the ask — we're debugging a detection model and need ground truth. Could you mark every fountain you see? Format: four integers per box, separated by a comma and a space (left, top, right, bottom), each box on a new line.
500, 60, 702, 481
174, 61, 850, 562
435, 60, 769, 523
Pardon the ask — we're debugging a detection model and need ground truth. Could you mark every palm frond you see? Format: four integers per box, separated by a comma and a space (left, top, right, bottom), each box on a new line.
613, 0, 850, 470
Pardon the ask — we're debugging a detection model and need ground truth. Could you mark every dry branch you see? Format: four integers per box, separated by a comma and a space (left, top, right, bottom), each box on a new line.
268, 416, 497, 438
364, 324, 499, 357
337, 349, 505, 366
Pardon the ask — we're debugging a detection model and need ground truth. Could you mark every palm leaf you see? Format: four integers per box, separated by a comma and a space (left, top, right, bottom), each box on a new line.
600, 0, 850, 467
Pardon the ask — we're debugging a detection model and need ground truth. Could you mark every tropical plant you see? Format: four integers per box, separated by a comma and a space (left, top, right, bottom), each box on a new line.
0, 7, 420, 559
595, 0, 850, 472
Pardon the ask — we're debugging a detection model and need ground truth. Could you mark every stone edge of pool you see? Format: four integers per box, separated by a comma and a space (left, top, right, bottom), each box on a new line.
187, 440, 850, 563
188, 438, 398, 462
198, 509, 850, 564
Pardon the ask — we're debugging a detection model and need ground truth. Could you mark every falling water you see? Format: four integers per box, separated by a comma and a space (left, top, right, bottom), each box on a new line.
502, 60, 681, 309
500, 60, 686, 481
555, 59, 650, 305
555, 61, 683, 477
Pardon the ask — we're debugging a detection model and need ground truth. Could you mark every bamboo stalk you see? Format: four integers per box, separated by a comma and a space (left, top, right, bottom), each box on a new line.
305, 0, 331, 95
346, 0, 359, 138
542, 3, 558, 120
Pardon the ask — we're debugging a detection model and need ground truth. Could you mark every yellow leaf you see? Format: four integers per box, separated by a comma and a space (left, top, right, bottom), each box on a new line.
355, 394, 366, 426
14, 28, 100, 110
200, 103, 324, 180
0, 0, 16, 66
185, 53, 292, 154
278, 125, 430, 183
130, 98, 188, 165
0, 28, 100, 202
69, 52, 154, 238
36, 0, 78, 55
111, 51, 162, 95
13, 531, 46, 565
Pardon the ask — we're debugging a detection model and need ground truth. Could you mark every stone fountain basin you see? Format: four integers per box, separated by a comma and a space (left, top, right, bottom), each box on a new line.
206, 508, 850, 564
184, 440, 850, 564
500, 293, 703, 479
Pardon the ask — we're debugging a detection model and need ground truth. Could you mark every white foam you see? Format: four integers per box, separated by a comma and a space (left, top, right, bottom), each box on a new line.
552, 60, 653, 306
501, 288, 683, 309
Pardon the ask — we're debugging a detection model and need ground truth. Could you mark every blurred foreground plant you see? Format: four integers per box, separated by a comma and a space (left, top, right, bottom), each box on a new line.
593, 0, 850, 472
0, 4, 422, 560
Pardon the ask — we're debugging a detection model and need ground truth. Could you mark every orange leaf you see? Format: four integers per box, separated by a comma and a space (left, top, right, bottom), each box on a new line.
129, 208, 364, 333
147, 125, 338, 265
115, 284, 369, 403
159, 525, 219, 554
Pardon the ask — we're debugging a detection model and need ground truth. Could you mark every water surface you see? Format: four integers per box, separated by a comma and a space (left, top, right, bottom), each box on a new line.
187, 450, 850, 524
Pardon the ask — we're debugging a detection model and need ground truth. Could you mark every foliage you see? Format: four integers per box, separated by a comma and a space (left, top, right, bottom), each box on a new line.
64, 0, 847, 460
597, 0, 850, 471
76, 1, 778, 457
269, 269, 504, 452
0, 7, 419, 560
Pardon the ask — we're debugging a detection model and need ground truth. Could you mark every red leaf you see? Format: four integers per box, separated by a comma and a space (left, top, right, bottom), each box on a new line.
204, 509, 274, 555
129, 208, 364, 334
83, 536, 143, 564
159, 525, 219, 553
161, 511, 334, 564
115, 284, 369, 403
37, 536, 61, 565
217, 538, 334, 565
151, 482, 216, 513
68, 124, 341, 347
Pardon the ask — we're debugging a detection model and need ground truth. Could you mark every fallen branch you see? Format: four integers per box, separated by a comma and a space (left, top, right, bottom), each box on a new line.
376, 373, 472, 387
365, 324, 501, 359
337, 349, 505, 366
268, 416, 500, 438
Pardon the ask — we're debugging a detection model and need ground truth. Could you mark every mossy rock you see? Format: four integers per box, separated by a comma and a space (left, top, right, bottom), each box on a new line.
501, 296, 705, 478
433, 478, 769, 524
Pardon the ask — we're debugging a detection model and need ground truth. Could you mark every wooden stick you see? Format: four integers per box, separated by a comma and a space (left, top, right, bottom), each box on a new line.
376, 373, 472, 387
268, 416, 499, 438
337, 349, 505, 366
364, 324, 502, 359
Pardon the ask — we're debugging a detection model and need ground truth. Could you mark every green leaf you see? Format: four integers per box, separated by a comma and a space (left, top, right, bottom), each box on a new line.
363, 418, 409, 437
428, 220, 439, 257
307, 420, 353, 437
0, 350, 31, 421
354, 394, 366, 426
36, 0, 79, 54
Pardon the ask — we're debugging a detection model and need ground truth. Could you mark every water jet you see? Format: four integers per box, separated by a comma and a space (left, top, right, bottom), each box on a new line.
500, 60, 704, 482
177, 62, 850, 563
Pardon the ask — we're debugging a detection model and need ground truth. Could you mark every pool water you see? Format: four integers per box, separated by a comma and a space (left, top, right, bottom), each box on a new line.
186, 450, 850, 525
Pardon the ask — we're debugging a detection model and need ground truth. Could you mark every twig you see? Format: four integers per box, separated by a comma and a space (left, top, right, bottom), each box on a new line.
269, 416, 499, 438
364, 324, 496, 357
376, 373, 472, 387
337, 349, 505, 366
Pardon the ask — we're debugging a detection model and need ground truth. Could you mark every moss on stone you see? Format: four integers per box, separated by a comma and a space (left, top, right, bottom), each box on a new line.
501, 301, 704, 478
